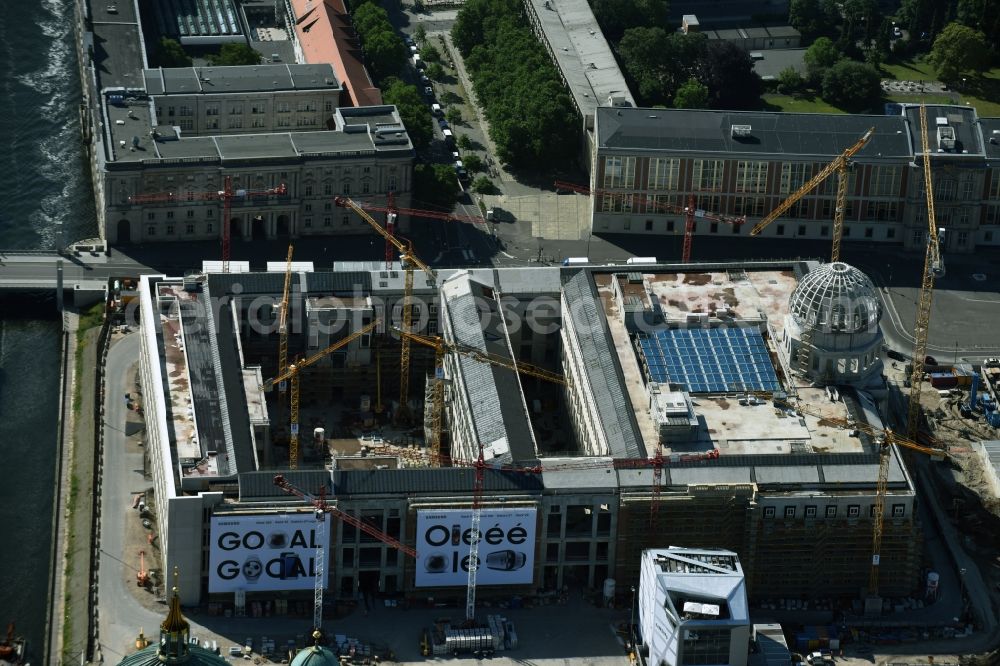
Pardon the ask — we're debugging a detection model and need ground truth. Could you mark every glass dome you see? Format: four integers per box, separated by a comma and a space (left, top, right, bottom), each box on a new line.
788, 262, 881, 333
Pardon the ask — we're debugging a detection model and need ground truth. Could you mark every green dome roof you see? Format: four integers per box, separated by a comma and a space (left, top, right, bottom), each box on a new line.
116, 645, 230, 666
290, 644, 339, 666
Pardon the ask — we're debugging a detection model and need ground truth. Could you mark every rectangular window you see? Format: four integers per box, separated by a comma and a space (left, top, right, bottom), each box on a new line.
325, 100, 333, 112
229, 103, 244, 115
798, 224, 806, 236
388, 176, 397, 191
227, 117, 243, 129
166, 225, 174, 234
205, 105, 219, 116
937, 179, 957, 201
206, 223, 213, 233
891, 504, 905, 518
734, 196, 766, 217
848, 505, 860, 517
692, 159, 724, 191
776, 224, 785, 236
276, 116, 291, 127
989, 169, 1000, 199
735, 161, 767, 193
870, 166, 902, 197
784, 506, 795, 518
780, 163, 810, 194
363, 182, 371, 194
342, 215, 350, 226
603, 156, 636, 189
887, 227, 896, 239
178, 105, 191, 117
277, 102, 290, 113
825, 505, 837, 518
251, 118, 265, 128
805, 505, 817, 518
147, 226, 156, 236
324, 217, 331, 227
865, 227, 873, 238
647, 157, 680, 190
147, 212, 155, 221
186, 223, 194, 234
645, 220, 653, 231
763, 506, 775, 519
710, 222, 718, 233
958, 230, 969, 246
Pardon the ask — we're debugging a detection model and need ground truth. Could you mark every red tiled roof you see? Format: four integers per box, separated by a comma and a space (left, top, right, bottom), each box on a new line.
290, 0, 383, 107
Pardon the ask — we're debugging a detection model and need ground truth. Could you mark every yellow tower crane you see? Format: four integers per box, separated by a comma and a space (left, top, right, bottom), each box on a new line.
396, 328, 570, 457
752, 392, 947, 598
277, 244, 295, 413
335, 196, 436, 423
750, 128, 874, 262
907, 104, 945, 439
262, 319, 380, 468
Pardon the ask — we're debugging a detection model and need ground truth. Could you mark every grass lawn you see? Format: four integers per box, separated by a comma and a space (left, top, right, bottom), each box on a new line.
761, 94, 846, 114
881, 58, 937, 82
880, 58, 1000, 117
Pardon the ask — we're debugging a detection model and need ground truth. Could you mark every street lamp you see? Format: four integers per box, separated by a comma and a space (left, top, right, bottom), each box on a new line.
630, 585, 637, 650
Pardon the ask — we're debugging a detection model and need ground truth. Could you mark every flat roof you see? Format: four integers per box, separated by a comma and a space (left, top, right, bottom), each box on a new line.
596, 107, 913, 160
150, 0, 243, 39
103, 104, 412, 165
593, 266, 870, 457
142, 64, 341, 95
903, 103, 984, 157
523, 0, 634, 119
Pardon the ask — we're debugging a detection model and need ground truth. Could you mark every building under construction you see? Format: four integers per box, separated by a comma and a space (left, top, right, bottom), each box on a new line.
136, 258, 921, 612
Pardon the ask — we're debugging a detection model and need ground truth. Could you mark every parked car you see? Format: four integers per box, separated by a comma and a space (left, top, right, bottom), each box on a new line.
404, 35, 415, 47
424, 86, 433, 97
431, 103, 442, 116
438, 118, 449, 130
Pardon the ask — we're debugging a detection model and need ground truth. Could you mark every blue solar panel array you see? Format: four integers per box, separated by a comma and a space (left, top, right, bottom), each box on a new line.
638, 328, 780, 393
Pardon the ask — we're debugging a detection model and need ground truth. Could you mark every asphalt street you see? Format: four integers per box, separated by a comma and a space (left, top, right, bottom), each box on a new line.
97, 332, 161, 662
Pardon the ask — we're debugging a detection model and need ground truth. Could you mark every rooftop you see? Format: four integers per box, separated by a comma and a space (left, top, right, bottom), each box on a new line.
442, 272, 537, 464
596, 107, 913, 159
902, 103, 984, 157
102, 103, 411, 165
523, 0, 634, 122
646, 547, 749, 625
142, 64, 341, 95
288, 0, 383, 106
592, 266, 872, 457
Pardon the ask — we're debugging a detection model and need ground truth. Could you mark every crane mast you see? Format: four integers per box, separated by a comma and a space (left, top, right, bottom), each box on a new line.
750, 127, 873, 262
262, 320, 380, 468
313, 507, 326, 633
335, 197, 435, 423
277, 245, 294, 421
466, 444, 485, 622
907, 104, 944, 439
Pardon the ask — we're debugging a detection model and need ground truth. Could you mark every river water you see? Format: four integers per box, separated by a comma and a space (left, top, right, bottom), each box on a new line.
0, 0, 98, 657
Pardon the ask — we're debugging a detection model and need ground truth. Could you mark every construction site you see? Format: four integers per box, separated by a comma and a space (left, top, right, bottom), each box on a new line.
116, 104, 1000, 664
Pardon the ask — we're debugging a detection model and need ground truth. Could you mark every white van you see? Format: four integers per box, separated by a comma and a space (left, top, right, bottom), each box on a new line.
442, 128, 454, 143
431, 103, 442, 116
562, 257, 589, 266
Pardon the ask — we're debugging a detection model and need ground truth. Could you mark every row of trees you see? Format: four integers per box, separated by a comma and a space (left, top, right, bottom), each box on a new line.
152, 39, 261, 68
616, 29, 761, 108
452, 0, 579, 170
898, 0, 1000, 51
353, 2, 408, 82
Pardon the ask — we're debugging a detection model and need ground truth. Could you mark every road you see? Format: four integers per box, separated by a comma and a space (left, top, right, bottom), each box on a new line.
97, 332, 160, 662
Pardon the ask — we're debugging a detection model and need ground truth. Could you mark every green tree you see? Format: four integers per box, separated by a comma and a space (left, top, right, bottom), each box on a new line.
788, 0, 840, 39
414, 24, 427, 43
381, 77, 434, 150
957, 0, 1000, 49
776, 67, 805, 95
208, 43, 262, 66
820, 60, 881, 110
696, 41, 761, 109
803, 37, 842, 83
445, 106, 463, 125
590, 0, 670, 42
617, 29, 705, 106
425, 62, 445, 80
928, 22, 990, 81
353, 3, 407, 81
413, 163, 460, 209
152, 38, 192, 67
673, 78, 708, 108
456, 134, 473, 151
463, 153, 484, 172
472, 175, 496, 194
421, 43, 442, 63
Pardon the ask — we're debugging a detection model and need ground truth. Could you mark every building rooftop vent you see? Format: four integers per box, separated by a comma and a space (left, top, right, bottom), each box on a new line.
731, 124, 752, 138
937, 125, 956, 151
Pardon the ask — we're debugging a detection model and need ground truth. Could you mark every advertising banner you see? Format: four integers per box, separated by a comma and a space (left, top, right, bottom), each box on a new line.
415, 508, 536, 588
208, 513, 328, 593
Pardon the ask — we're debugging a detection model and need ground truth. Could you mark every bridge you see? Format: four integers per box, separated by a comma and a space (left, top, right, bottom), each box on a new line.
0, 246, 152, 309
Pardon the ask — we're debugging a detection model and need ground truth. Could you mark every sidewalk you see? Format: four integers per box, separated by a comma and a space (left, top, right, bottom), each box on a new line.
440, 32, 515, 184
